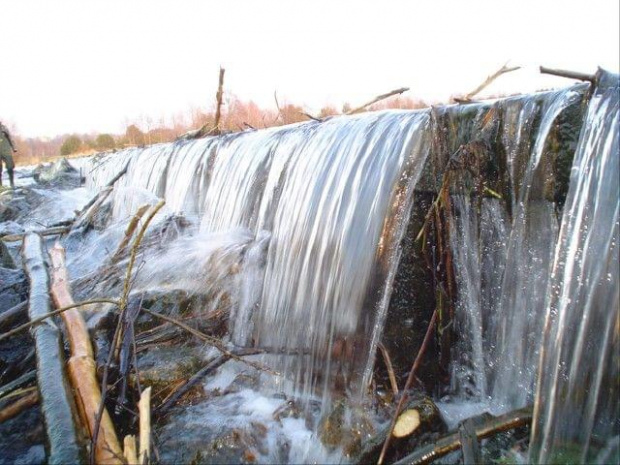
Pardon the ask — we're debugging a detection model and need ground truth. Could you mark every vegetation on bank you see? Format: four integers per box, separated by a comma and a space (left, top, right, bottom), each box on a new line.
9, 94, 429, 167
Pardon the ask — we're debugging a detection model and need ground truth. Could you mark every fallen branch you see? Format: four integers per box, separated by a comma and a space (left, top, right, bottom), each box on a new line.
0, 300, 28, 331
1, 226, 69, 243
455, 62, 520, 103
0, 370, 36, 400
346, 87, 410, 115
75, 162, 129, 218
378, 307, 439, 465
156, 348, 263, 413
0, 389, 39, 424
50, 243, 123, 464
393, 406, 533, 465
0, 298, 120, 344
92, 200, 164, 464
111, 204, 150, 262
539, 66, 596, 83
73, 187, 113, 231
21, 233, 82, 463
141, 308, 277, 375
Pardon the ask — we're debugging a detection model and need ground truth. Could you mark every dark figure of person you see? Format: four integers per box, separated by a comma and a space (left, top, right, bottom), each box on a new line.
0, 122, 17, 188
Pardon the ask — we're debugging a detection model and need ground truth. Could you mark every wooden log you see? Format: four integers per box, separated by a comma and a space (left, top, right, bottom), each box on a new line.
0, 389, 39, 424
21, 233, 82, 464
138, 387, 152, 465
49, 243, 124, 464
393, 406, 533, 465
540, 66, 596, 83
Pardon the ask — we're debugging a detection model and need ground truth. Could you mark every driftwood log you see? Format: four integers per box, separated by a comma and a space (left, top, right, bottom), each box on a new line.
49, 243, 123, 464
393, 406, 533, 465
21, 233, 82, 464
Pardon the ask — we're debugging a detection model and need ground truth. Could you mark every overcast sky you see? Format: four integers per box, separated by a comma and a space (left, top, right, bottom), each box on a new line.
2, 0, 619, 138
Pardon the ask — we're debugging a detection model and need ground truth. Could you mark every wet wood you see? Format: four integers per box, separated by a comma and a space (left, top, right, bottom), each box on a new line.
378, 341, 399, 396
49, 243, 123, 464
111, 203, 150, 262
458, 418, 481, 464
22, 233, 82, 464
75, 162, 128, 218
394, 409, 421, 438
0, 389, 39, 424
0, 300, 28, 331
0, 370, 36, 399
393, 406, 533, 465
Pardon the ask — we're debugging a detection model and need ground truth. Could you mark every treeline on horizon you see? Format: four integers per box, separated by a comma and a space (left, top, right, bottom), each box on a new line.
9, 94, 429, 166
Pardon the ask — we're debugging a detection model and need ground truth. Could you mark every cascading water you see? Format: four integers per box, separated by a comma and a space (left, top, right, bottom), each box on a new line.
78, 75, 618, 463
87, 111, 431, 411
441, 86, 584, 412
529, 71, 619, 464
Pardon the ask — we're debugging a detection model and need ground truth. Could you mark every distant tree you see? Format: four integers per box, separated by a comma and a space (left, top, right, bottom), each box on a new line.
95, 134, 116, 150
60, 135, 83, 156
125, 125, 145, 146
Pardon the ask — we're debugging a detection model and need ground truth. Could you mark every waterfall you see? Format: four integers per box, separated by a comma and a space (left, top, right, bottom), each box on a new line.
81, 77, 618, 460
529, 71, 619, 464
86, 111, 430, 407
444, 86, 584, 409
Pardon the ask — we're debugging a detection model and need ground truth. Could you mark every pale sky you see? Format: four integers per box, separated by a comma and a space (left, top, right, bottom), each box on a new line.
2, 0, 619, 138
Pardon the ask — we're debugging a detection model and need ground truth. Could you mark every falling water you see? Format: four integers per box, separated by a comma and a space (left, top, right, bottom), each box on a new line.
529, 71, 619, 464
444, 86, 584, 410
79, 78, 618, 461
86, 111, 430, 408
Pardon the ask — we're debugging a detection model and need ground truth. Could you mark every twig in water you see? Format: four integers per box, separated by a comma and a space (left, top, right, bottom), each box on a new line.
377, 342, 399, 397
92, 200, 165, 465
377, 307, 439, 465
141, 308, 277, 376
0, 299, 120, 344
0, 389, 39, 424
